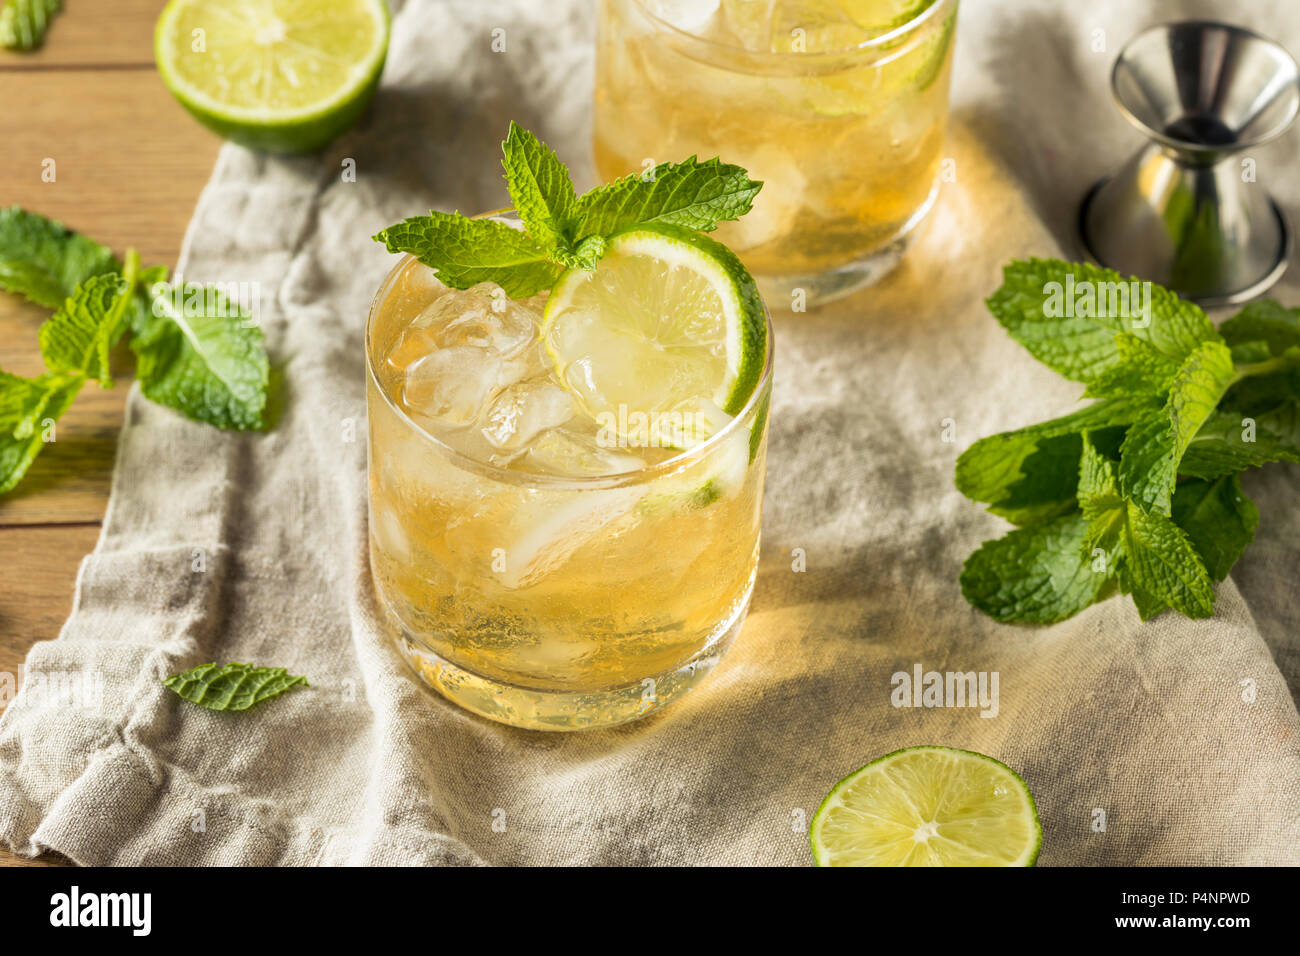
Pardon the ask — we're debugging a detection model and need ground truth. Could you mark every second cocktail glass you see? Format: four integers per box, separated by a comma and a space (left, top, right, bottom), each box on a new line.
595, 0, 958, 306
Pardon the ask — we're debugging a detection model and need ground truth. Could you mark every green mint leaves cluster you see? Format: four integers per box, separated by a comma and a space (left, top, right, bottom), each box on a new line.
959, 258, 1300, 624
373, 121, 762, 297
0, 0, 61, 50
163, 662, 307, 712
0, 207, 270, 494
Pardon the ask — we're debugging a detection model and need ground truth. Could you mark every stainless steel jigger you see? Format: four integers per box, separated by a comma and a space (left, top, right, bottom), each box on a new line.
1079, 20, 1300, 306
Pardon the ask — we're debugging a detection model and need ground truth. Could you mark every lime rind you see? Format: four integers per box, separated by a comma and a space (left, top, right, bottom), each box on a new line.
810, 745, 1043, 867
154, 0, 390, 154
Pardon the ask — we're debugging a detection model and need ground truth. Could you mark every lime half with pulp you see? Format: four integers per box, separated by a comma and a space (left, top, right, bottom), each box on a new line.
542, 222, 767, 451
810, 746, 1043, 866
155, 0, 390, 154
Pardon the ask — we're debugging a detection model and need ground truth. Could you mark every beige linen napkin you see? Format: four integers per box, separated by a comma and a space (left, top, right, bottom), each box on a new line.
1, 0, 1298, 866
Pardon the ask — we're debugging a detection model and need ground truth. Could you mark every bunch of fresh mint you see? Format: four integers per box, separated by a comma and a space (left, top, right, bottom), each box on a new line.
373, 121, 762, 295
0, 206, 269, 494
0, 0, 61, 50
958, 258, 1300, 624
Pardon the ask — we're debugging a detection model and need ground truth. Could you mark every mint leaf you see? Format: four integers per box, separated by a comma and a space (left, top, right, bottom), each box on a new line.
501, 121, 577, 256
0, 0, 61, 50
1170, 475, 1259, 582
960, 512, 1108, 624
573, 157, 762, 236
163, 662, 307, 711
1078, 436, 1214, 619
558, 234, 607, 271
0, 206, 117, 307
373, 212, 562, 299
1118, 340, 1236, 515
1122, 501, 1214, 619
38, 257, 138, 386
0, 371, 81, 493
1179, 407, 1300, 478
987, 259, 1219, 384
131, 281, 269, 430
1122, 579, 1169, 622
1076, 432, 1125, 555
954, 395, 1153, 522
1229, 340, 1274, 364
1219, 299, 1300, 356
1082, 333, 1180, 398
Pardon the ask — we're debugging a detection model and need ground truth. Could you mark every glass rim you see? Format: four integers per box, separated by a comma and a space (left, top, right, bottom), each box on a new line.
364, 248, 775, 491
627, 0, 952, 63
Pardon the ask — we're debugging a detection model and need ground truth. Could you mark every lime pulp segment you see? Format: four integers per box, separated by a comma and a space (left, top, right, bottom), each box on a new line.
810, 746, 1043, 866
542, 222, 767, 450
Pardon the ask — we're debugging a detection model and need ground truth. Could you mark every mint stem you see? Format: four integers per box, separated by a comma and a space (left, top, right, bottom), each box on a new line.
1230, 347, 1300, 386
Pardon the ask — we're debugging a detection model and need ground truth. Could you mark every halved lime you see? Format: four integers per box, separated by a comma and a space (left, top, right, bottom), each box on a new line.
542, 222, 767, 450
155, 0, 390, 154
810, 746, 1042, 866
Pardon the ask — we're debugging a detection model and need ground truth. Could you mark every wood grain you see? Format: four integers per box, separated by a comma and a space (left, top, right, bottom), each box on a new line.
0, 0, 220, 867
0, 0, 164, 68
0, 524, 96, 868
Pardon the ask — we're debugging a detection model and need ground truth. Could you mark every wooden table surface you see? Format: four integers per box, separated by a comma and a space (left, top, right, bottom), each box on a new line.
0, 0, 222, 866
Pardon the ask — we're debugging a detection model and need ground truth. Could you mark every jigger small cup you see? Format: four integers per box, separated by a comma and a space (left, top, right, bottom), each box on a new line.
1079, 20, 1300, 306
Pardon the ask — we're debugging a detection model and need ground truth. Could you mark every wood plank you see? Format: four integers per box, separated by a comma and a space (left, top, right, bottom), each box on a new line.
1, 4, 220, 866
0, 69, 223, 267
0, 524, 97, 868
0, 68, 222, 525
0, 524, 98, 719
0, 0, 167, 68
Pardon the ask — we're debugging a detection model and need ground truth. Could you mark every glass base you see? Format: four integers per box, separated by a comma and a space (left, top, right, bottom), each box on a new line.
389, 582, 754, 732
755, 183, 940, 310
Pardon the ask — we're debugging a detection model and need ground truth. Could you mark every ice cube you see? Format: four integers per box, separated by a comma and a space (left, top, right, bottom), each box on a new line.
481, 383, 577, 452
402, 345, 505, 428
379, 263, 448, 330
371, 501, 413, 563
492, 486, 648, 589
499, 340, 550, 387
726, 144, 807, 250
527, 426, 647, 477
719, 0, 774, 51
412, 281, 539, 357
645, 0, 722, 34
386, 326, 440, 372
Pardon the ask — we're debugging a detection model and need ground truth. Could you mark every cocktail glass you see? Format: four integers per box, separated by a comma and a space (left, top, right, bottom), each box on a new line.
366, 218, 774, 731
594, 0, 958, 307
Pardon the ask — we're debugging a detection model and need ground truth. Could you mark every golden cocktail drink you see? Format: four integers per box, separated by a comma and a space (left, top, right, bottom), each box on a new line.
367, 248, 773, 730
595, 0, 958, 305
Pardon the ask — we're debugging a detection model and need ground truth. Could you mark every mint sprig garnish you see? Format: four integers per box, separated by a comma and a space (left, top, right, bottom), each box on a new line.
960, 258, 1300, 623
0, 208, 271, 494
0, 0, 61, 51
373, 121, 763, 298
573, 156, 764, 236
501, 122, 578, 259
373, 211, 563, 299
164, 662, 307, 712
